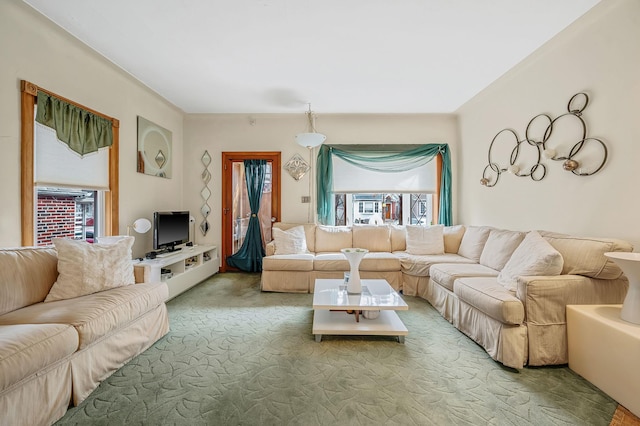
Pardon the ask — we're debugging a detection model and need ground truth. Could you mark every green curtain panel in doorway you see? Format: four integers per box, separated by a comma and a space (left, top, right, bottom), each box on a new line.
227, 159, 267, 272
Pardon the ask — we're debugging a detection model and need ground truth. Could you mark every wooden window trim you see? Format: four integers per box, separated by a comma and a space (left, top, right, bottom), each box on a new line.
20, 80, 119, 246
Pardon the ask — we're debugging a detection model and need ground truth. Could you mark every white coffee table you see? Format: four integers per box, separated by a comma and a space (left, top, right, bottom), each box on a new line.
312, 279, 409, 343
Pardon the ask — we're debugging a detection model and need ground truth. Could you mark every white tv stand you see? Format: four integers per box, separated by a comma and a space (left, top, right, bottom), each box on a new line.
134, 245, 219, 300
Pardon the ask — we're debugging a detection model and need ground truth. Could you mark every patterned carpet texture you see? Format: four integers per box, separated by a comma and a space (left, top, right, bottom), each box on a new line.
56, 273, 618, 425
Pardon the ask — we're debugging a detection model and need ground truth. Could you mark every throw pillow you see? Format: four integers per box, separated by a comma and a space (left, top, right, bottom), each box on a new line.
272, 226, 308, 255
405, 224, 444, 255
497, 231, 564, 292
45, 236, 135, 302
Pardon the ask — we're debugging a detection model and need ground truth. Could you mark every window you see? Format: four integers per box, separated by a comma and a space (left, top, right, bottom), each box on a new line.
338, 193, 433, 226
20, 80, 119, 246
317, 144, 451, 226
36, 188, 97, 246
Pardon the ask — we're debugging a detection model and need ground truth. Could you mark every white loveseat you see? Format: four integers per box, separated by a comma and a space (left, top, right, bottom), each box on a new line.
261, 223, 631, 369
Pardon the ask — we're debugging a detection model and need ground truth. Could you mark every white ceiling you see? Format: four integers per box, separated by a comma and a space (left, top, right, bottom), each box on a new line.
23, 0, 599, 114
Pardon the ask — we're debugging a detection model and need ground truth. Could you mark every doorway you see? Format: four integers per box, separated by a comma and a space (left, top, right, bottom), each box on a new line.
221, 152, 281, 272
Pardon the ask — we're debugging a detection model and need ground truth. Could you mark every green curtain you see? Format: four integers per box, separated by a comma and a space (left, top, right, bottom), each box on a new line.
35, 91, 113, 156
316, 144, 452, 226
227, 160, 267, 272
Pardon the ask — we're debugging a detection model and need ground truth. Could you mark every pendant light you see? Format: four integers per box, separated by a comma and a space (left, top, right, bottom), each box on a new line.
295, 103, 326, 148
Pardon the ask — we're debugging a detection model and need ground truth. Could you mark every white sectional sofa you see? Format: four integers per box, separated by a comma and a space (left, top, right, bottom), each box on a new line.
261, 223, 631, 369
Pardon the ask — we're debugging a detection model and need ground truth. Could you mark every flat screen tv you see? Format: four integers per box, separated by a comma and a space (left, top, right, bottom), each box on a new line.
153, 211, 190, 252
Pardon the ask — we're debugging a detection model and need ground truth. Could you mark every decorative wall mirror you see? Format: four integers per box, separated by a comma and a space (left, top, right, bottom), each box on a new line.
137, 116, 173, 178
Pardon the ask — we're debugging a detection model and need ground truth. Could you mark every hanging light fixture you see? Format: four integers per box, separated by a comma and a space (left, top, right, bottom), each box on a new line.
295, 103, 326, 148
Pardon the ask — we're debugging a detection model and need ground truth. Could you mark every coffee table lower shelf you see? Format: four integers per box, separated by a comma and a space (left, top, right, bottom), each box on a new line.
312, 309, 408, 343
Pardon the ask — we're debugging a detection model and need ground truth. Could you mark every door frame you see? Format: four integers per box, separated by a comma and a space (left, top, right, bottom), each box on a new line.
221, 152, 281, 272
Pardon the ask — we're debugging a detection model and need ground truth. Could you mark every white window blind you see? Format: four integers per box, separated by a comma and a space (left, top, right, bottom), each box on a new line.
332, 156, 437, 193
34, 122, 110, 190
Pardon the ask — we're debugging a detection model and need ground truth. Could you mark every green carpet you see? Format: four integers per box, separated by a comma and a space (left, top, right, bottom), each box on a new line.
56, 273, 617, 425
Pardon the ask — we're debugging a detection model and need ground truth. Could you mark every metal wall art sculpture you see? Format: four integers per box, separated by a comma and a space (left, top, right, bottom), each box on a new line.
284, 153, 311, 181
480, 92, 608, 187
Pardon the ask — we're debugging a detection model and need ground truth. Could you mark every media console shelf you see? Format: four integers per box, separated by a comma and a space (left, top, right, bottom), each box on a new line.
134, 245, 219, 300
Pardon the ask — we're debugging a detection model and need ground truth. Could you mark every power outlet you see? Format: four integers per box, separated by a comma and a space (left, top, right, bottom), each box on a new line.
301, 196, 310, 203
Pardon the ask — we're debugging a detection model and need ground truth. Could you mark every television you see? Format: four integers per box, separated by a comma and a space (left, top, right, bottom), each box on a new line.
153, 211, 190, 252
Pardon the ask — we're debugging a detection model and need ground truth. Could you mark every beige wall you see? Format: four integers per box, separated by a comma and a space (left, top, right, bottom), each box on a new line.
0, 1, 185, 256
9, 0, 634, 257
456, 0, 640, 248
184, 114, 459, 250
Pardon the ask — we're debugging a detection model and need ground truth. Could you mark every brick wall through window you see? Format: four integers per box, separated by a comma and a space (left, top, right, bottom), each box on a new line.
36, 195, 76, 246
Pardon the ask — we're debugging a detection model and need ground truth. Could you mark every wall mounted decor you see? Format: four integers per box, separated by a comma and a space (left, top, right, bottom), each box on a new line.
137, 116, 172, 178
284, 153, 311, 181
480, 92, 608, 187
200, 150, 211, 236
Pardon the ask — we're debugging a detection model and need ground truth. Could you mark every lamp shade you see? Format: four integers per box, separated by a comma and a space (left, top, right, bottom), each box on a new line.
128, 218, 151, 236
295, 132, 326, 148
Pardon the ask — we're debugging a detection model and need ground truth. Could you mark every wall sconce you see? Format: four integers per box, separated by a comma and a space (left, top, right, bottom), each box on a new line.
480, 92, 608, 187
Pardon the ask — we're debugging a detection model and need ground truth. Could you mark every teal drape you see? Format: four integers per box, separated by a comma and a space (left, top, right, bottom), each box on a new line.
227, 160, 267, 272
316, 144, 452, 226
35, 91, 113, 156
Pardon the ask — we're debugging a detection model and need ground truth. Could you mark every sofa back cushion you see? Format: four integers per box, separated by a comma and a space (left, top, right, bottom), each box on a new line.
315, 226, 353, 252
0, 247, 58, 315
457, 226, 492, 262
444, 225, 466, 254
389, 225, 406, 252
273, 223, 316, 252
406, 225, 444, 255
479, 229, 525, 271
539, 231, 633, 279
352, 225, 391, 252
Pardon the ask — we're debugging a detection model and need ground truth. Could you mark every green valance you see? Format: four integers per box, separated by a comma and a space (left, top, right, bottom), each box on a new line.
316, 144, 452, 226
35, 91, 113, 156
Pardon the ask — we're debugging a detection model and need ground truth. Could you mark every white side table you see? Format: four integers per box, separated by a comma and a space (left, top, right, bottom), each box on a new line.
567, 305, 640, 417
605, 252, 640, 324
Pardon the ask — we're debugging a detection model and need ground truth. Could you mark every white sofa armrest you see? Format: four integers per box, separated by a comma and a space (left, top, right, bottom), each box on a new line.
516, 274, 628, 325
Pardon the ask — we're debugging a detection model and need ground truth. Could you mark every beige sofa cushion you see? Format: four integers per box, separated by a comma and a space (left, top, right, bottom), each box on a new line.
430, 263, 500, 292
0, 247, 58, 316
540, 231, 633, 279
389, 225, 406, 252
454, 277, 525, 325
479, 229, 525, 271
394, 252, 475, 276
444, 225, 466, 254
315, 226, 352, 253
457, 226, 491, 262
273, 223, 316, 252
0, 283, 168, 350
314, 252, 400, 272
352, 225, 391, 252
406, 225, 444, 255
262, 254, 314, 271
497, 231, 563, 292
0, 324, 78, 392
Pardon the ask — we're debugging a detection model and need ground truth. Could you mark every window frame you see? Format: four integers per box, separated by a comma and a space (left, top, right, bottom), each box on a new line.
20, 80, 119, 246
